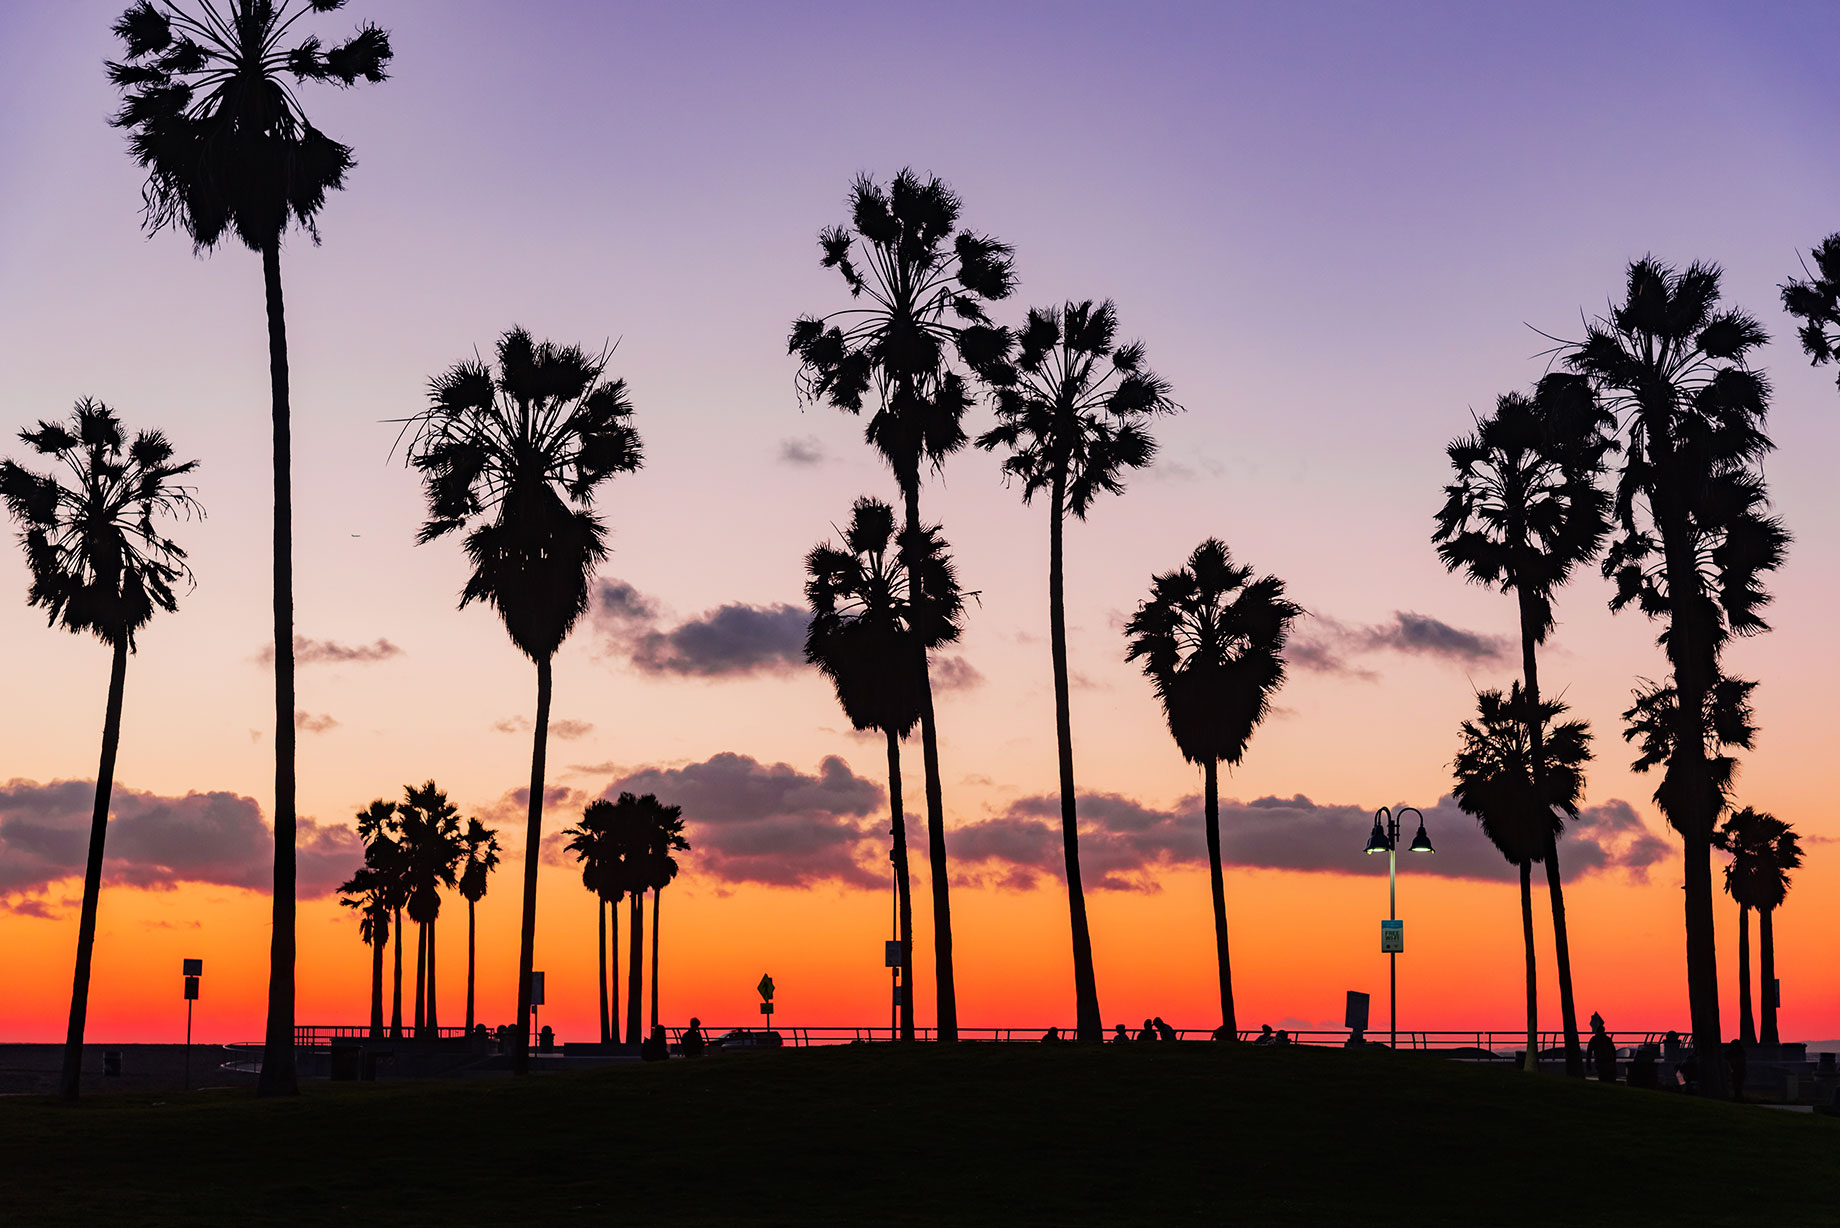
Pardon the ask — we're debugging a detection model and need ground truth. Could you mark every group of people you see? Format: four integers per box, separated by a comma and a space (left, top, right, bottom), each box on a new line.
641, 1018, 706, 1061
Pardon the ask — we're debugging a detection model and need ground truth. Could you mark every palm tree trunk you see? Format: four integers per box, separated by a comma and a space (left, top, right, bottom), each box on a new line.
465, 898, 477, 1035
1759, 906, 1779, 1046
650, 887, 661, 1033
414, 922, 427, 1037
901, 482, 957, 1041
609, 893, 621, 1044
1737, 903, 1756, 1044
427, 917, 439, 1035
1520, 860, 1538, 1073
57, 636, 129, 1102
512, 654, 553, 1075
1203, 761, 1236, 1035
598, 897, 610, 1043
390, 906, 404, 1040
626, 892, 643, 1046
1048, 474, 1102, 1044
885, 729, 916, 1042
258, 237, 300, 1098
1517, 589, 1582, 1077
369, 922, 384, 1039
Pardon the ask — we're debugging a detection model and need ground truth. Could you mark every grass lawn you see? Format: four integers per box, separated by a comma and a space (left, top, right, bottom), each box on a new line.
3, 1042, 1833, 1226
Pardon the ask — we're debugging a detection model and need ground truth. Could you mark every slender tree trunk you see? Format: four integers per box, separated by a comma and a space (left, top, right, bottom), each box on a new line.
598, 897, 610, 1043
258, 238, 300, 1097
609, 892, 621, 1043
1203, 761, 1235, 1035
369, 924, 384, 1039
1759, 907, 1779, 1046
901, 482, 957, 1041
1520, 860, 1538, 1073
512, 655, 552, 1075
650, 887, 661, 1032
1047, 475, 1102, 1043
390, 906, 403, 1040
57, 636, 129, 1102
1517, 589, 1582, 1077
626, 892, 643, 1046
414, 922, 427, 1037
427, 917, 439, 1035
1737, 903, 1756, 1045
885, 729, 916, 1042
465, 898, 477, 1035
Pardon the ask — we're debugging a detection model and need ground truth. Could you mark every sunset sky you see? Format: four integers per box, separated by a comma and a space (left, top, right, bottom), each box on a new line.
3, 1, 1838, 1046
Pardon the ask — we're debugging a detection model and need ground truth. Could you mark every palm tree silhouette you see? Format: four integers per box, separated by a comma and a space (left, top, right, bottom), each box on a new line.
1433, 375, 1614, 1076
1124, 539, 1300, 1038
355, 799, 407, 1039
805, 497, 966, 1041
107, 0, 391, 1097
1715, 808, 1763, 1045
1, 399, 200, 1102
1562, 258, 1790, 1097
1715, 807, 1802, 1047
975, 299, 1178, 1044
456, 817, 501, 1035
405, 327, 642, 1073
639, 798, 688, 1034
336, 862, 391, 1039
1451, 686, 1592, 1073
790, 170, 1014, 1039
398, 781, 461, 1038
564, 799, 622, 1044
606, 795, 656, 1047
1782, 235, 1840, 392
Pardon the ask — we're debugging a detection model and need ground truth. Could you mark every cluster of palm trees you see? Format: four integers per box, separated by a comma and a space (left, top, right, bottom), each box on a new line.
562, 794, 689, 1046
336, 784, 501, 1040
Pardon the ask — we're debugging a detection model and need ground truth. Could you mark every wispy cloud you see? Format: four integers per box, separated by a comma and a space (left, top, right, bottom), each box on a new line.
777, 435, 827, 466
294, 711, 339, 734
257, 636, 403, 667
1291, 611, 1510, 677
592, 579, 806, 679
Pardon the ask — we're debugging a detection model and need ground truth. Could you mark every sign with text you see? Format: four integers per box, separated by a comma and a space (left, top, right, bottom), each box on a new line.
1380, 920, 1404, 953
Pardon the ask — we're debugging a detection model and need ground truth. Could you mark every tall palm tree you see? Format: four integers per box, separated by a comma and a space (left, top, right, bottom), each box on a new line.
805, 497, 966, 1041
1124, 539, 1301, 1038
398, 780, 461, 1038
1, 399, 200, 1102
1716, 807, 1802, 1048
604, 794, 657, 1047
789, 170, 1014, 1039
1781, 234, 1840, 392
355, 799, 407, 1039
405, 327, 642, 1074
336, 862, 390, 1039
107, 0, 391, 1098
641, 799, 688, 1034
1714, 808, 1763, 1045
976, 299, 1179, 1044
564, 800, 621, 1044
1751, 815, 1801, 1048
456, 817, 501, 1034
1562, 258, 1790, 1097
1451, 686, 1592, 1073
1432, 374, 1614, 1076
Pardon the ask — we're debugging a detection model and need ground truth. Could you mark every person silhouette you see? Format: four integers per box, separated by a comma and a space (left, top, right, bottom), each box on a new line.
642, 1025, 669, 1062
1040, 1027, 1062, 1044
1254, 1024, 1276, 1046
1212, 1024, 1234, 1042
1726, 1038, 1747, 1101
681, 1017, 705, 1059
1136, 1018, 1156, 1042
1275, 1030, 1293, 1046
1113, 1024, 1130, 1044
1154, 1016, 1177, 1042
1588, 1014, 1617, 1082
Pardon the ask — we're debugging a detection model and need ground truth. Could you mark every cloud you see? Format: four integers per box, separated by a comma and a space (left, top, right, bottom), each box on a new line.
605, 752, 884, 888
0, 779, 361, 912
294, 711, 339, 734
932, 655, 984, 692
495, 716, 595, 740
591, 580, 807, 678
257, 636, 403, 667
1292, 611, 1510, 676
948, 790, 1671, 892
777, 435, 827, 466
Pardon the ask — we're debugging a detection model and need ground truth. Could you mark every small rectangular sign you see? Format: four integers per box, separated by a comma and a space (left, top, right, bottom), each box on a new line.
884, 940, 903, 968
759, 1002, 775, 1015
183, 975, 199, 1001
529, 971, 546, 1007
1345, 990, 1370, 1031
1380, 920, 1404, 953
892, 986, 904, 1006
182, 958, 203, 977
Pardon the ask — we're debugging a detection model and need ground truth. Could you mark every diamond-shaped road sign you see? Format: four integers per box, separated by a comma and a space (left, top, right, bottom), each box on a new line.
758, 973, 775, 1001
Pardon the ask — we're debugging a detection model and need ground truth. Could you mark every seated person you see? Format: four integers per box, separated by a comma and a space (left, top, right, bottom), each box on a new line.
681, 1017, 706, 1058
1254, 1024, 1276, 1045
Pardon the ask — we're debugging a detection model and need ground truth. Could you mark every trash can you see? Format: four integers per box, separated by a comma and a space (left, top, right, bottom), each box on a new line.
330, 1046, 361, 1081
539, 1025, 555, 1054
103, 1051, 122, 1077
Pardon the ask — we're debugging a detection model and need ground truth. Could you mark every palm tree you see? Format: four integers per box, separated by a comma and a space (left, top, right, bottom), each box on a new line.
641, 799, 688, 1034
107, 0, 392, 1098
604, 795, 656, 1048
1124, 539, 1301, 1038
456, 817, 501, 1034
789, 170, 1014, 1039
1781, 234, 1840, 392
397, 781, 461, 1038
1714, 808, 1763, 1045
976, 299, 1179, 1044
1715, 807, 1802, 1048
355, 799, 407, 1039
805, 497, 966, 1041
1751, 815, 1801, 1048
1451, 686, 1592, 1072
1562, 258, 1791, 1096
1432, 374, 1614, 1076
336, 862, 390, 1039
1, 399, 200, 1102
405, 327, 642, 1073
564, 800, 621, 1044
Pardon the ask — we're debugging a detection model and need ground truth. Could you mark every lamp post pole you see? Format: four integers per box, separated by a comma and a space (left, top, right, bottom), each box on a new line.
1365, 806, 1431, 1051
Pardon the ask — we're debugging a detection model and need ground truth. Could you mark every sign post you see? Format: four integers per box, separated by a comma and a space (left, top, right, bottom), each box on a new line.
529, 971, 545, 1052
181, 959, 202, 1091
757, 973, 775, 1036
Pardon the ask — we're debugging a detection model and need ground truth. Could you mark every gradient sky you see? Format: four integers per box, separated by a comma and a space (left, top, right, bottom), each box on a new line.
3, 1, 1838, 1045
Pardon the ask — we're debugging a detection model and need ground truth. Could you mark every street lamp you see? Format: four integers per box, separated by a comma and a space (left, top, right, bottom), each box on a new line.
1363, 806, 1433, 1049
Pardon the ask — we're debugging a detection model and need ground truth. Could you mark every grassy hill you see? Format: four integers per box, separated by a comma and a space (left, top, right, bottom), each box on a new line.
4, 1042, 1834, 1226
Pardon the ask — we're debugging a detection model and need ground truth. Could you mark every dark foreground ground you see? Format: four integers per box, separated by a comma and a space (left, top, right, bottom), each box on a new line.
2, 1042, 1834, 1226
0, 1044, 258, 1096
